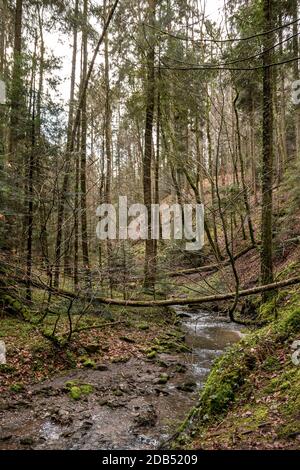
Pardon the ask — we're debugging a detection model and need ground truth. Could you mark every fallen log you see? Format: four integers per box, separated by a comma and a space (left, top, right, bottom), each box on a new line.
12, 273, 300, 308
167, 244, 257, 277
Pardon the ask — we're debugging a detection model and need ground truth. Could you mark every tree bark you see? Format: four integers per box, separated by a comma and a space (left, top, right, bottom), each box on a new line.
143, 0, 156, 290
261, 0, 274, 300
9, 0, 23, 158
80, 0, 90, 286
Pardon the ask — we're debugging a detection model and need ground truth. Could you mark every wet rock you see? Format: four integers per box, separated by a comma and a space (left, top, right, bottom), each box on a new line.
20, 437, 34, 446
111, 355, 130, 363
81, 420, 93, 430
175, 363, 187, 373
84, 343, 100, 354
155, 373, 169, 385
51, 409, 73, 425
133, 404, 157, 427
106, 400, 126, 408
157, 360, 168, 368
0, 434, 12, 442
119, 336, 136, 344
33, 386, 58, 397
176, 381, 197, 393
94, 363, 108, 371
154, 387, 170, 396
0, 403, 9, 411
98, 399, 108, 406
176, 312, 191, 318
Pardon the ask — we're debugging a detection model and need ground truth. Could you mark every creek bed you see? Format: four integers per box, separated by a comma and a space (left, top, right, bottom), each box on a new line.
0, 309, 243, 450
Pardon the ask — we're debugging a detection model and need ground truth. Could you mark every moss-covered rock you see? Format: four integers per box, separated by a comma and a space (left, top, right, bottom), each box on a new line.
157, 373, 169, 384
69, 385, 82, 400
82, 358, 96, 368
10, 382, 24, 393
67, 381, 94, 400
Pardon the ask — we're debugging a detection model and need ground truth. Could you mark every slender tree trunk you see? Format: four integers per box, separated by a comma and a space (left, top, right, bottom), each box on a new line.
292, 0, 300, 159
53, 0, 79, 287
143, 0, 156, 290
261, 0, 274, 299
64, 0, 79, 278
250, 97, 258, 203
80, 0, 90, 286
26, 40, 37, 301
74, 124, 80, 289
0, 0, 7, 76
206, 93, 222, 260
233, 93, 255, 245
9, 0, 23, 158
103, 0, 113, 290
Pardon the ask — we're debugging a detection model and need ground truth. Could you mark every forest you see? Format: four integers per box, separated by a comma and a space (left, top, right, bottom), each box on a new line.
0, 0, 300, 453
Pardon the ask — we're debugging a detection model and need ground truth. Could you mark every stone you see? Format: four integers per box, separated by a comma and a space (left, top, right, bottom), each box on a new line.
176, 381, 197, 393
84, 343, 100, 354
95, 363, 108, 371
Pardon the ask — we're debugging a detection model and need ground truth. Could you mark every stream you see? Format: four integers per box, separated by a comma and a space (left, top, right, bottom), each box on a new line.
0, 308, 243, 450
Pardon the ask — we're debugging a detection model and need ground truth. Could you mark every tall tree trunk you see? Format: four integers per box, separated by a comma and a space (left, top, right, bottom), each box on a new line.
143, 0, 156, 290
0, 0, 7, 76
80, 0, 90, 286
206, 91, 222, 260
103, 0, 113, 291
292, 0, 300, 159
233, 93, 255, 245
64, 0, 79, 278
26, 39, 37, 301
261, 0, 274, 299
53, 0, 79, 287
73, 125, 80, 288
9, 0, 23, 158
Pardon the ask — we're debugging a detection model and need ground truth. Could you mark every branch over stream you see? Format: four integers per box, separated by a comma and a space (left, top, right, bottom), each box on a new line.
11, 273, 300, 308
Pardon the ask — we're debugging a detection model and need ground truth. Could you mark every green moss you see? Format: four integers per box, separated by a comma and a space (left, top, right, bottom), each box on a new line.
277, 420, 300, 438
69, 385, 82, 400
1, 294, 31, 319
64, 380, 78, 390
278, 307, 300, 334
197, 345, 248, 418
158, 373, 169, 384
82, 358, 96, 368
80, 384, 93, 395
175, 363, 187, 373
68, 382, 93, 400
111, 355, 130, 363
262, 355, 281, 371
151, 332, 190, 354
137, 322, 149, 330
0, 364, 15, 373
253, 405, 269, 423
10, 382, 24, 393
146, 350, 157, 359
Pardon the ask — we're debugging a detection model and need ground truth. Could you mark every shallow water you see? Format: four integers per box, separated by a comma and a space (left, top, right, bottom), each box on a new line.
178, 309, 243, 387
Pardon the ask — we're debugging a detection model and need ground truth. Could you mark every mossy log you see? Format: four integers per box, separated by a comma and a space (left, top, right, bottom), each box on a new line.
12, 271, 300, 308
0, 291, 30, 319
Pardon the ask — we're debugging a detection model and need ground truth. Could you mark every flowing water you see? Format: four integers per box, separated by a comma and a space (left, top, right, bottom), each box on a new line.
0, 308, 243, 450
